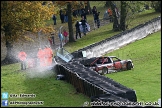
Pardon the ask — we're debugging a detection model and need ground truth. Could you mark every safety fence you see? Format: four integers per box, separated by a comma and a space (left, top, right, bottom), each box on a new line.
55, 60, 137, 103
71, 16, 161, 58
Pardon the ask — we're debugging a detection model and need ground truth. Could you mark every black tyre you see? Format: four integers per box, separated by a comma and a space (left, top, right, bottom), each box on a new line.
102, 67, 108, 75
127, 62, 132, 70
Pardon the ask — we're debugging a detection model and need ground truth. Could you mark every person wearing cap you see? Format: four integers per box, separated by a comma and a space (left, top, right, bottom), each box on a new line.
18, 50, 27, 70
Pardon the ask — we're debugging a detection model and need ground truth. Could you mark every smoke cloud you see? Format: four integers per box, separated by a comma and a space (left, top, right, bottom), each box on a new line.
26, 63, 57, 78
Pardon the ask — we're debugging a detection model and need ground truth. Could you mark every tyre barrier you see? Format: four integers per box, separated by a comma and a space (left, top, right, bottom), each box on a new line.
55, 56, 137, 101
53, 17, 161, 106
55, 63, 137, 104
90, 93, 130, 107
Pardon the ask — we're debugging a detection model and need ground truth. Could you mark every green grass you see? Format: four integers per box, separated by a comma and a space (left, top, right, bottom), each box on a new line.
1, 65, 90, 107
105, 31, 161, 103
1, 2, 161, 107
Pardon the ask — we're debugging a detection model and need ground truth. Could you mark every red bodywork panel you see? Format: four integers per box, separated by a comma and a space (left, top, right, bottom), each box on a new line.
114, 62, 122, 69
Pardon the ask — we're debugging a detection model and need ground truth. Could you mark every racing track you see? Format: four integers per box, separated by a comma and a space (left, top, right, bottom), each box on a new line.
55, 16, 161, 106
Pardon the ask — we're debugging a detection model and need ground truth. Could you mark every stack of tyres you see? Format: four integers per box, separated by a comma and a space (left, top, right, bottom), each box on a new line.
88, 75, 137, 102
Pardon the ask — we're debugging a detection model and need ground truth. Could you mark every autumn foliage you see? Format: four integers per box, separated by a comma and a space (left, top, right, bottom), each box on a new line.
1, 1, 57, 63
1, 1, 56, 42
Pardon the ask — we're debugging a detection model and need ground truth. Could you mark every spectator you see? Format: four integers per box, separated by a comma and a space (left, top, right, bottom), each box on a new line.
72, 9, 77, 18
103, 10, 109, 20
59, 9, 64, 23
58, 26, 64, 48
52, 14, 57, 25
92, 6, 97, 21
59, 9, 62, 21
63, 29, 69, 44
18, 50, 27, 70
94, 11, 100, 28
75, 20, 81, 39
81, 10, 87, 21
80, 16, 87, 36
78, 8, 82, 16
108, 8, 113, 22
81, 7, 85, 14
64, 10, 68, 22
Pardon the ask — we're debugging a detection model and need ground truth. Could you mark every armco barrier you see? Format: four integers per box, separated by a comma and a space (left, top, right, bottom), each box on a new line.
71, 16, 161, 59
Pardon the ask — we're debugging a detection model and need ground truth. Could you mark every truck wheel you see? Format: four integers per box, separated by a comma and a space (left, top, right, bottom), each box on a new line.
127, 62, 132, 70
102, 67, 108, 75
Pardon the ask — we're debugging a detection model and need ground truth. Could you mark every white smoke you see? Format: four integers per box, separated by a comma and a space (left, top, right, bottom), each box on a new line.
26, 62, 57, 78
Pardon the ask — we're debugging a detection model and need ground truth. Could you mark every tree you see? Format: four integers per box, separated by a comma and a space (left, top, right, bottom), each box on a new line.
67, 2, 75, 42
105, 1, 110, 7
110, 1, 120, 31
123, 1, 146, 29
120, 1, 127, 31
1, 1, 56, 64
84, 1, 91, 14
151, 1, 161, 12
108, 1, 148, 31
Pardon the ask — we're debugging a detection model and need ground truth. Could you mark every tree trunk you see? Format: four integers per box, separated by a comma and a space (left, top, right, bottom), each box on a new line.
67, 3, 75, 42
105, 1, 111, 7
87, 1, 92, 14
85, 1, 91, 14
110, 1, 120, 31
1, 35, 18, 65
120, 1, 127, 31
1, 2, 18, 65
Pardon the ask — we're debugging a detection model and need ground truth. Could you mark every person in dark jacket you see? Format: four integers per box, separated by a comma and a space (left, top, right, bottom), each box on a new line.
64, 10, 68, 22
59, 9, 64, 23
94, 11, 100, 28
75, 20, 81, 39
80, 16, 87, 35
92, 6, 97, 21
72, 9, 77, 18
52, 14, 56, 25
81, 10, 87, 21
